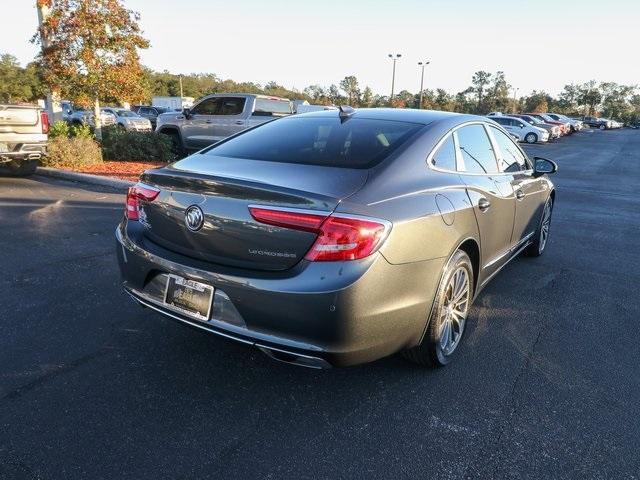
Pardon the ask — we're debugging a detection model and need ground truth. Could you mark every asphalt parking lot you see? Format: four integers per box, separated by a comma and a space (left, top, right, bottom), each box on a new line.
1, 128, 639, 479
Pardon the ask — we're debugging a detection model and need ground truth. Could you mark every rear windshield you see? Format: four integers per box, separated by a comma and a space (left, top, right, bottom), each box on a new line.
254, 98, 292, 115
203, 116, 422, 168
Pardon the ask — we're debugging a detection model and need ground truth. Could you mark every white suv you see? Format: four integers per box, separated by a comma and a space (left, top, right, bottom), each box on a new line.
488, 115, 549, 144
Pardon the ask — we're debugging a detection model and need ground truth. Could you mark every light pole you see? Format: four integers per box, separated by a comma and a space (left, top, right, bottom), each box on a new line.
418, 61, 430, 109
388, 53, 402, 103
36, 1, 62, 123
512, 87, 519, 113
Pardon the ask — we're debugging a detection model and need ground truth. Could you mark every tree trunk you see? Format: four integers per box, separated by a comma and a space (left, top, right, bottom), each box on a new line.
93, 98, 102, 142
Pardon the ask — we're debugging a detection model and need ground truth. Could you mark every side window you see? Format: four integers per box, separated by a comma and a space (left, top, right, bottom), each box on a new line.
494, 118, 506, 125
490, 126, 527, 173
430, 135, 457, 171
139, 107, 150, 115
219, 97, 246, 115
456, 124, 499, 174
191, 98, 221, 115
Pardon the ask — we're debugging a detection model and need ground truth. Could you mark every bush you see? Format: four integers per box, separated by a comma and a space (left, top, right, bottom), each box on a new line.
42, 136, 103, 169
49, 120, 70, 138
70, 123, 93, 139
101, 127, 175, 162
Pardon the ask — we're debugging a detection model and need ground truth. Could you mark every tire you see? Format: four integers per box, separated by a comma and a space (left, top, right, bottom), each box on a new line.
159, 129, 184, 157
525, 197, 553, 257
599, 124, 606, 130
525, 132, 538, 144
0, 159, 39, 177
402, 250, 474, 367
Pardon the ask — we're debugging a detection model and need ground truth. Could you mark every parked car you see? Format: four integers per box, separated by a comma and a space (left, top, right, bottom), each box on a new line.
68, 109, 116, 128
102, 108, 152, 132
488, 115, 550, 143
132, 105, 172, 129
547, 113, 583, 133
513, 114, 561, 139
524, 113, 568, 135
0, 103, 48, 177
116, 108, 557, 368
582, 116, 611, 130
156, 93, 293, 152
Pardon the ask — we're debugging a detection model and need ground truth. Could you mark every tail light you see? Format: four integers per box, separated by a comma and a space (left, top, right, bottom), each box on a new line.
126, 183, 160, 220
249, 206, 390, 262
41, 111, 49, 134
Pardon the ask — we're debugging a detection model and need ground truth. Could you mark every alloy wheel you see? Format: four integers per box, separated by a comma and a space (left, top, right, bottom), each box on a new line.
439, 267, 470, 356
539, 200, 552, 253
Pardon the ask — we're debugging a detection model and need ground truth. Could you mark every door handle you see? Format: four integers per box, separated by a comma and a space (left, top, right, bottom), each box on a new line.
478, 198, 491, 212
234, 120, 245, 125
205, 120, 213, 124
515, 189, 525, 200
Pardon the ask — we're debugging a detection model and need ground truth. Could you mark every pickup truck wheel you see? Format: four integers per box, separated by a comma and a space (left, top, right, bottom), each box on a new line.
0, 159, 39, 177
161, 130, 184, 157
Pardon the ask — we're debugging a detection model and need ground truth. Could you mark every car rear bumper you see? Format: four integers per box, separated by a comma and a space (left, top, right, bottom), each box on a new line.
116, 221, 442, 367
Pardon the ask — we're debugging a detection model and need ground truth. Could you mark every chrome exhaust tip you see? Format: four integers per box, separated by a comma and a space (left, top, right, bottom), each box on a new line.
257, 345, 332, 369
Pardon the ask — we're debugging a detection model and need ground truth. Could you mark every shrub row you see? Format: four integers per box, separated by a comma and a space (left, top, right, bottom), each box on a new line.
44, 121, 176, 168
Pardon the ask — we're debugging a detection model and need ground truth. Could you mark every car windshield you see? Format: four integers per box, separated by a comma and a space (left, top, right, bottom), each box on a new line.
203, 116, 423, 168
116, 110, 137, 117
524, 116, 543, 124
539, 114, 554, 121
155, 107, 170, 113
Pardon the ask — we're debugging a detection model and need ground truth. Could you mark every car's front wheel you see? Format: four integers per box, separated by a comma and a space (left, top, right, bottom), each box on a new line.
525, 197, 553, 257
402, 250, 473, 367
525, 132, 538, 144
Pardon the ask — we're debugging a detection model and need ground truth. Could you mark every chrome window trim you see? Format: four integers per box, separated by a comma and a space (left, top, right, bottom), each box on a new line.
426, 120, 533, 177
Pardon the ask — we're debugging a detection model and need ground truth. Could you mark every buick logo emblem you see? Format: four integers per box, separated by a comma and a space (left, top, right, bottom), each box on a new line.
185, 205, 204, 231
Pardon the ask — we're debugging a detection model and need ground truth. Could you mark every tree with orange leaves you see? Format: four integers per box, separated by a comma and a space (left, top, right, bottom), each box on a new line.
32, 0, 149, 140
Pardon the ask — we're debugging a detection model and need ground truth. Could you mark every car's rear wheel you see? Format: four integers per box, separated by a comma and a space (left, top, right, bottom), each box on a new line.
525, 197, 553, 257
525, 132, 538, 144
0, 159, 39, 177
402, 250, 473, 367
599, 124, 606, 130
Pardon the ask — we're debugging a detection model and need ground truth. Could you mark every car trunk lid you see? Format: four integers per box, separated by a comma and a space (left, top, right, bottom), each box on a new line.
138, 154, 368, 271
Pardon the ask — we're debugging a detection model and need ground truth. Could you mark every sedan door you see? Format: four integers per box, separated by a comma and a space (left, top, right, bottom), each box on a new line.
181, 97, 222, 150
455, 124, 516, 281
488, 125, 548, 248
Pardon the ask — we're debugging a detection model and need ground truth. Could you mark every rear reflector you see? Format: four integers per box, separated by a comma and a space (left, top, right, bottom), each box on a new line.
126, 183, 160, 220
41, 111, 49, 134
249, 206, 390, 262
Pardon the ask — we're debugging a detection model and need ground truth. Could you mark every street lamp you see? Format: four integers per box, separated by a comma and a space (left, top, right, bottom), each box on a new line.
388, 53, 402, 103
418, 61, 430, 109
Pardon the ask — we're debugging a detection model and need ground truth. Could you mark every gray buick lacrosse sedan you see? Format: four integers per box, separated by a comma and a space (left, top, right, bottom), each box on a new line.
116, 108, 557, 368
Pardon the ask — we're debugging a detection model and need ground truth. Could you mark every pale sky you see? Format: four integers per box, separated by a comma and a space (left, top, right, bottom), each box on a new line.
4, 0, 638, 97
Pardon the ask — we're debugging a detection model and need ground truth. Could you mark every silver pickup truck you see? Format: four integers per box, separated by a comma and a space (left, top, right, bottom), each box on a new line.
155, 93, 292, 152
0, 104, 48, 177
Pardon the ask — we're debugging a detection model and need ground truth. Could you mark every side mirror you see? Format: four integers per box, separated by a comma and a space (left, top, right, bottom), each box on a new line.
519, 123, 525, 128
533, 157, 558, 177
182, 107, 191, 119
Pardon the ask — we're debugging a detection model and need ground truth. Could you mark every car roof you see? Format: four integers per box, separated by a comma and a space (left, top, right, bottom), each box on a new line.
296, 107, 475, 125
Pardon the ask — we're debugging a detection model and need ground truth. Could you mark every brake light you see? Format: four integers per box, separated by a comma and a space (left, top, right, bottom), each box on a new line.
248, 206, 390, 261
126, 183, 160, 220
41, 111, 49, 134
249, 207, 327, 233
305, 216, 389, 261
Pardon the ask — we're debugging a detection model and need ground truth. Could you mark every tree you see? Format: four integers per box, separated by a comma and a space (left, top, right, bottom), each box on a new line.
470, 71, 492, 113
0, 54, 32, 103
577, 80, 602, 116
361, 86, 373, 107
486, 71, 510, 112
339, 76, 360, 105
32, 0, 149, 140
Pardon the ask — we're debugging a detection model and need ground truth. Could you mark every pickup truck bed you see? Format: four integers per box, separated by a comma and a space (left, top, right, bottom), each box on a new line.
0, 104, 49, 176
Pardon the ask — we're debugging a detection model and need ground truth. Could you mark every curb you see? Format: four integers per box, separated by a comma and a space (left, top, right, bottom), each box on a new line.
36, 167, 134, 190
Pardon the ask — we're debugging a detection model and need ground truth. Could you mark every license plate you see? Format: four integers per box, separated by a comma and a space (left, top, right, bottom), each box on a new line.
163, 275, 214, 322
0, 143, 8, 153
